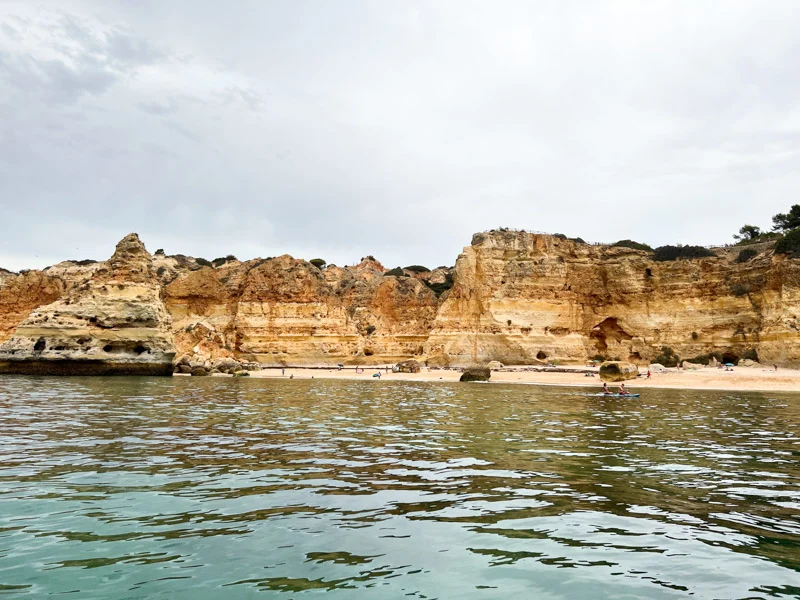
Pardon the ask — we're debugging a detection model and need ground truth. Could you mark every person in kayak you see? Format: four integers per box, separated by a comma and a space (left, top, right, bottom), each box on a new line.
602, 382, 611, 395
618, 383, 629, 395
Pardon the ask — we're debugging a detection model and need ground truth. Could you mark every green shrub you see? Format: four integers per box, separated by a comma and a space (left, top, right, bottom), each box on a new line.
72, 259, 98, 266
424, 272, 455, 297
211, 254, 238, 267
742, 348, 759, 362
384, 267, 405, 277
613, 239, 653, 252
653, 245, 715, 262
195, 258, 212, 267
553, 233, 568, 240
309, 258, 326, 269
686, 352, 723, 365
652, 346, 680, 367
156, 266, 167, 277
404, 265, 430, 273
569, 237, 586, 244
775, 228, 800, 257
735, 248, 757, 263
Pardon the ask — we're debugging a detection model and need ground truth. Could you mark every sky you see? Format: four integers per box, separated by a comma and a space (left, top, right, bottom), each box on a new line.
1, 1, 800, 271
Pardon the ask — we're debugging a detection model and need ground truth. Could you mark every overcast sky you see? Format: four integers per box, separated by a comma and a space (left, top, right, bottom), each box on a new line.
2, 1, 799, 271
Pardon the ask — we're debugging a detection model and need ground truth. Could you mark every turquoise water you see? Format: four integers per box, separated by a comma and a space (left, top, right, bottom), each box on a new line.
0, 377, 798, 599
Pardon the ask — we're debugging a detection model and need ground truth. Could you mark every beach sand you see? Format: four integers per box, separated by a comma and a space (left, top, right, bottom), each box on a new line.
243, 364, 800, 393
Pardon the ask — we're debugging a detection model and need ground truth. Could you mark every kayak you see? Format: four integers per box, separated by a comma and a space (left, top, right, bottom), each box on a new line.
598, 393, 640, 398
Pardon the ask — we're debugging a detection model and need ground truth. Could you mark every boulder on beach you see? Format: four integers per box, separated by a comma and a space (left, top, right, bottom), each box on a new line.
213, 357, 241, 374
486, 361, 504, 370
682, 361, 704, 370
394, 359, 421, 373
648, 363, 668, 373
599, 361, 638, 382
460, 366, 491, 382
738, 359, 760, 367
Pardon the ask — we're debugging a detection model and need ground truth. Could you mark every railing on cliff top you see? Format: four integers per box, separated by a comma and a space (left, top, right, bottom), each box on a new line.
485, 227, 735, 250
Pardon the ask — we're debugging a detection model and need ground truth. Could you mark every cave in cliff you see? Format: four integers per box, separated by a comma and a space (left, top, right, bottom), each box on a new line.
589, 317, 633, 353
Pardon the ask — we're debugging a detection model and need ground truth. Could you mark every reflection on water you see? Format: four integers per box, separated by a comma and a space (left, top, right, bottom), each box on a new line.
0, 376, 799, 598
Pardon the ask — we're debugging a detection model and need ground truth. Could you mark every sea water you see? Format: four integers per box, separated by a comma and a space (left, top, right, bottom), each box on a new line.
0, 376, 798, 599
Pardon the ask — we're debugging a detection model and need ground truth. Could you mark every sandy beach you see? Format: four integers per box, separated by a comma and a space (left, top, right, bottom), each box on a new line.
240, 364, 800, 393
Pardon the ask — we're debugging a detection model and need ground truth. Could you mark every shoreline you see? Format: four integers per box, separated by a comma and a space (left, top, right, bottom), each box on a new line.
211, 364, 800, 393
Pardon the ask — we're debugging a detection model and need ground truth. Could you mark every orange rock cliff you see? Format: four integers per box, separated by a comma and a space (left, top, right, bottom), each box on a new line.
1, 230, 798, 373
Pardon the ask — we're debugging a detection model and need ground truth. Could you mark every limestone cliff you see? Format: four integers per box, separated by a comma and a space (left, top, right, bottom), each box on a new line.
165, 254, 438, 365
424, 231, 800, 366
2, 229, 799, 371
0, 234, 175, 375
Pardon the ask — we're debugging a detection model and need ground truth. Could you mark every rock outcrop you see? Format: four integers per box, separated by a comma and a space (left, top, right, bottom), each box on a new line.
0, 234, 175, 375
460, 366, 491, 382
424, 231, 800, 367
165, 253, 438, 365
0, 271, 65, 343
394, 359, 422, 373
599, 361, 638, 382
2, 229, 800, 371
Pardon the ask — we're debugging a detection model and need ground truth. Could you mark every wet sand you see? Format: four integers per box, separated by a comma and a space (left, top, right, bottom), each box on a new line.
245, 365, 800, 393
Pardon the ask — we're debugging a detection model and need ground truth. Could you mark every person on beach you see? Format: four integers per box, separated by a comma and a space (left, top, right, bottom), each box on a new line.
646, 369, 651, 379
618, 383, 629, 395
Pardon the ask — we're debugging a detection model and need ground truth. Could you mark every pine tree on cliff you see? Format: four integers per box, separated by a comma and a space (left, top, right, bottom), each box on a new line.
772, 205, 800, 232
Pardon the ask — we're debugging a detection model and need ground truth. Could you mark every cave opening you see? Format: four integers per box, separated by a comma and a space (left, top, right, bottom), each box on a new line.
722, 352, 739, 365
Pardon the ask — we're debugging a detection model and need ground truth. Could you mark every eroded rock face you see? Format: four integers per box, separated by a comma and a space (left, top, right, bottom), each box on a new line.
165, 254, 439, 365
0, 271, 65, 343
3, 229, 800, 370
425, 231, 800, 366
0, 234, 175, 375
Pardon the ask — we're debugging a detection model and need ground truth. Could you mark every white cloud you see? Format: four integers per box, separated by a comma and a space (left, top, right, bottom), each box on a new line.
1, 0, 800, 270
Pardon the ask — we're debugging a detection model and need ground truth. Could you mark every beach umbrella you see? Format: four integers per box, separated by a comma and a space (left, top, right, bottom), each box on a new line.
724, 363, 735, 367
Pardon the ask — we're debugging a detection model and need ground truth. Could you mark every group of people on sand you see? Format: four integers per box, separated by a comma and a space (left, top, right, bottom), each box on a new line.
602, 382, 631, 396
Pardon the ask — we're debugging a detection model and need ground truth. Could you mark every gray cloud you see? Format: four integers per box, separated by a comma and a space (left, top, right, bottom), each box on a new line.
137, 98, 177, 115
1, 0, 800, 271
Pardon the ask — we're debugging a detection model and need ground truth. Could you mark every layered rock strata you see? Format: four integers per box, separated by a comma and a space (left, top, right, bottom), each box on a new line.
165, 255, 438, 365
425, 231, 800, 366
0, 234, 175, 375
1, 229, 800, 371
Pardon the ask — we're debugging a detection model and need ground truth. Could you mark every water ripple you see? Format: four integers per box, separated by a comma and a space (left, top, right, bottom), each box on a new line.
0, 376, 798, 598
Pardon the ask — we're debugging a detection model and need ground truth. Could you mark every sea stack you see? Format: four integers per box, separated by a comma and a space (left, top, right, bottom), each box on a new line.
0, 234, 175, 375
